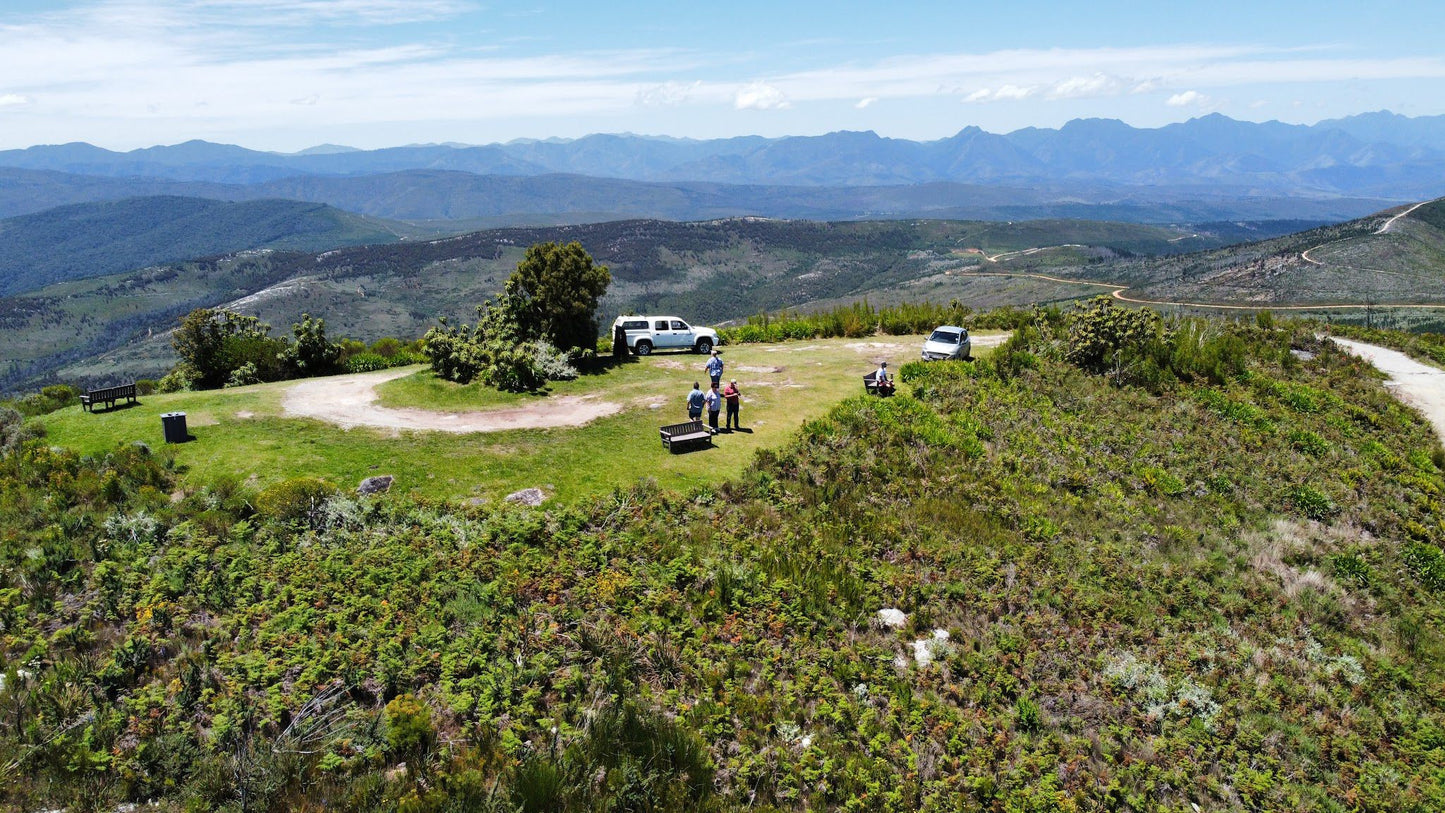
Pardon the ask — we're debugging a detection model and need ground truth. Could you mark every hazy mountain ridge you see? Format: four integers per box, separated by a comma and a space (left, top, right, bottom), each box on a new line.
0, 166, 1399, 228
2, 112, 1443, 199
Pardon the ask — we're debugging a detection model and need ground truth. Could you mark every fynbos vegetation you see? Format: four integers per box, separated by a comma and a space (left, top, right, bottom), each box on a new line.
1, 308, 1443, 811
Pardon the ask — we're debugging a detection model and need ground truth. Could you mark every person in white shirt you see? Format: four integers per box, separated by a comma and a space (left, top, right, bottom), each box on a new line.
874, 361, 894, 394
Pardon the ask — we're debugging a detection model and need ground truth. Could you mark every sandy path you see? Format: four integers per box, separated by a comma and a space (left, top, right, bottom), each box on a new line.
282, 367, 622, 433
1332, 338, 1445, 442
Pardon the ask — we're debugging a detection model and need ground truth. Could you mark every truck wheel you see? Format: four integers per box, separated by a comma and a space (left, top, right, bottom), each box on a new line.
695, 339, 713, 354
634, 341, 653, 356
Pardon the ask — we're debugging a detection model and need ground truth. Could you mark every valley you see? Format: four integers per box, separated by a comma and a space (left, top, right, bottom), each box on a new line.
7, 198, 1445, 395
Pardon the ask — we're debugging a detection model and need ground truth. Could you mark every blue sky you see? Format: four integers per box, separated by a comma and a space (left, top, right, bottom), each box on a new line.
1, 0, 1443, 151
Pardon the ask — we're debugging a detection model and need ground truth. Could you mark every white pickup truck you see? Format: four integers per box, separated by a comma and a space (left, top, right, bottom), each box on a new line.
613, 315, 719, 355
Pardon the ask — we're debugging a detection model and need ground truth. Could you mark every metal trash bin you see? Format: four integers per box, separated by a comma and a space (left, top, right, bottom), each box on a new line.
161, 412, 188, 444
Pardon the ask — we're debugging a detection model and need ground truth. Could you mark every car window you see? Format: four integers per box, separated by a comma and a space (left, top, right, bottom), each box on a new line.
929, 330, 959, 344
654, 320, 670, 331
622, 320, 647, 330
671, 320, 689, 330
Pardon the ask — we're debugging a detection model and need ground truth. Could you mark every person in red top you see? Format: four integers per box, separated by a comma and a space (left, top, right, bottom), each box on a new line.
722, 379, 742, 430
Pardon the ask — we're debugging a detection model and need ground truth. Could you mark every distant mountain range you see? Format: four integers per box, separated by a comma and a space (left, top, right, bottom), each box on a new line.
3, 111, 1443, 192
0, 112, 1441, 226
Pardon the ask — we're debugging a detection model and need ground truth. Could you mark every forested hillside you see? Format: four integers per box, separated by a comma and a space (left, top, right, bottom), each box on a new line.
0, 196, 406, 297
1069, 198, 1445, 306
2, 313, 1442, 810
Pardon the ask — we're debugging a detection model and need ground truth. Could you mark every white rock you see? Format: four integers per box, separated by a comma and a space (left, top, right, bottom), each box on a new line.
876, 608, 907, 628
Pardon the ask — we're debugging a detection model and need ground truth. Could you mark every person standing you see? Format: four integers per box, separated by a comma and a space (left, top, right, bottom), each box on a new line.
687, 381, 705, 421
705, 350, 724, 386
704, 381, 722, 432
722, 379, 741, 430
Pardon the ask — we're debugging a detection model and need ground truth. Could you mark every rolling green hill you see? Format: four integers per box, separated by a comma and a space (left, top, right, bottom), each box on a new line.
0, 196, 413, 297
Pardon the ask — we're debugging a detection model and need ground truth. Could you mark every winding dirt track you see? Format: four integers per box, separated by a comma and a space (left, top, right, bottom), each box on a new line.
952, 198, 1445, 312
1331, 339, 1445, 443
282, 368, 622, 433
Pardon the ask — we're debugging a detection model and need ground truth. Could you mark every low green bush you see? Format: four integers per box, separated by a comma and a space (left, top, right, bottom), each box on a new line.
254, 477, 337, 524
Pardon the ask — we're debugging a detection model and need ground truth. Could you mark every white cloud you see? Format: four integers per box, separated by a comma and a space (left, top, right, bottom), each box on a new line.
963, 84, 1037, 103
1049, 73, 1123, 99
1, 3, 1443, 148
638, 81, 701, 107
1166, 90, 1209, 107
734, 81, 790, 110
187, 0, 471, 26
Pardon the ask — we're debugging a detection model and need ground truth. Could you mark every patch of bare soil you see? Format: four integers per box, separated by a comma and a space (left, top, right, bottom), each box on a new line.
282, 368, 622, 434
1331, 338, 1445, 443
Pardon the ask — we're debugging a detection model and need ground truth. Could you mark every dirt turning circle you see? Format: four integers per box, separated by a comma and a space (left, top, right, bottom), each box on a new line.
282, 368, 622, 433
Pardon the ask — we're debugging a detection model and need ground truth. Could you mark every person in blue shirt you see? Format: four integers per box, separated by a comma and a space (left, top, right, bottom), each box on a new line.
705, 350, 724, 386
687, 381, 705, 420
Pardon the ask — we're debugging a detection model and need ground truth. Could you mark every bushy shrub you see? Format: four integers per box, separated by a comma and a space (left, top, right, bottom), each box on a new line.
344, 352, 393, 373
5, 384, 81, 417
255, 477, 337, 524
532, 340, 578, 382
157, 364, 197, 393
0, 406, 43, 454
278, 313, 342, 378
224, 362, 260, 388
1064, 296, 1165, 383
424, 294, 575, 391
384, 694, 435, 757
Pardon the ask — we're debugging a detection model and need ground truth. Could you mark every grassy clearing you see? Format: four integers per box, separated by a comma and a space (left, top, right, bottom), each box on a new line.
33, 334, 1000, 502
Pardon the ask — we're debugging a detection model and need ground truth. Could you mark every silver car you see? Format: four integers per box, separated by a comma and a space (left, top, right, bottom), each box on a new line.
921, 325, 971, 361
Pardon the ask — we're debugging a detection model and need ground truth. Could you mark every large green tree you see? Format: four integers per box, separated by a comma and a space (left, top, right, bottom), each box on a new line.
504, 241, 611, 353
171, 308, 284, 390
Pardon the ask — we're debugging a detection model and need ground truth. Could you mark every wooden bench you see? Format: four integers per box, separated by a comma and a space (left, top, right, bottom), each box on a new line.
80, 383, 138, 412
660, 420, 713, 452
863, 371, 895, 396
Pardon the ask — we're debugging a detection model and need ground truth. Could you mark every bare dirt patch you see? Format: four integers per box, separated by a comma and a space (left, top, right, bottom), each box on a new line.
282, 368, 622, 434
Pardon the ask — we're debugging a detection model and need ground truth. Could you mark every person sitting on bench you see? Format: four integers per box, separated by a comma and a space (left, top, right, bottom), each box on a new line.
874, 361, 895, 394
